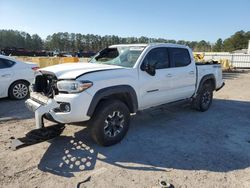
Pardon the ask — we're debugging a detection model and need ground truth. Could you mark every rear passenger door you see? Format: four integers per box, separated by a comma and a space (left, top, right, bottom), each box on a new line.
168, 47, 196, 100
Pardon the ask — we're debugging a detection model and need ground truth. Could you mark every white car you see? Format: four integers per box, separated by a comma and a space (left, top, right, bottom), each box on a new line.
0, 55, 38, 100
26, 43, 224, 146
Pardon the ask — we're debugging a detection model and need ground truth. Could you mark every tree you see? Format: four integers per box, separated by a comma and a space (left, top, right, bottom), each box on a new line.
193, 40, 211, 52
212, 38, 223, 52
24, 33, 32, 49
223, 30, 250, 52
31, 34, 43, 50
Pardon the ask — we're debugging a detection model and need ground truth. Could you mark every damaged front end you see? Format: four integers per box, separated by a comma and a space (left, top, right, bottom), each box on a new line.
25, 71, 65, 129
32, 71, 59, 98
25, 69, 94, 130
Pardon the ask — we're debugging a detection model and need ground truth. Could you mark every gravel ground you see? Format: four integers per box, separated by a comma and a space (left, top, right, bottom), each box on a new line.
0, 71, 250, 188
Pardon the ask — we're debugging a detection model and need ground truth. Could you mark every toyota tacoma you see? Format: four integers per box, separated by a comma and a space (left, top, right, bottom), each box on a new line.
25, 43, 224, 146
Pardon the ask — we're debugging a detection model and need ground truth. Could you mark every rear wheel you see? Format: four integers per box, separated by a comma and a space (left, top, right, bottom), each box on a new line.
9, 81, 29, 100
192, 82, 213, 112
89, 99, 130, 146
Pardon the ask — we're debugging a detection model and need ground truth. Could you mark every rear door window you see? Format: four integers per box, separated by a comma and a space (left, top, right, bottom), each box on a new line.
168, 48, 191, 67
0, 58, 15, 69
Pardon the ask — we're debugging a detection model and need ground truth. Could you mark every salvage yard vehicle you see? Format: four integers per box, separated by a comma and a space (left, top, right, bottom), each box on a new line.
0, 55, 38, 100
25, 43, 224, 146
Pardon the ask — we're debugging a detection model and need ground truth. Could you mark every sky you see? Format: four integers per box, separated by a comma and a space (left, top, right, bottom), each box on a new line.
0, 0, 249, 42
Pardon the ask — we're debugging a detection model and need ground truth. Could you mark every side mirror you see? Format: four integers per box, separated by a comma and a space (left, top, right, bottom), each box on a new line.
141, 62, 156, 76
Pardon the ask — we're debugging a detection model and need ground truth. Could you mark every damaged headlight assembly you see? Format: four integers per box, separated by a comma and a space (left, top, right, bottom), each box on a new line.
57, 80, 93, 93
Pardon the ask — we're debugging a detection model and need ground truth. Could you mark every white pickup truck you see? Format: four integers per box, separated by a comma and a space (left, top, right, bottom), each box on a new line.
25, 43, 224, 146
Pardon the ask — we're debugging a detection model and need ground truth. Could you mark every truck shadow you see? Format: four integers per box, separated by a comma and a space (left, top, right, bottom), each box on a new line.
38, 132, 97, 177
38, 99, 250, 177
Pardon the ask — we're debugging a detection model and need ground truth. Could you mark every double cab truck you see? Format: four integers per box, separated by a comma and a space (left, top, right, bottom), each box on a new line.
25, 43, 224, 146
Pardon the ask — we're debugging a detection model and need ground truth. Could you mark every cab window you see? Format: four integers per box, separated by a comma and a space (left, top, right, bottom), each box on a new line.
168, 48, 191, 67
143, 47, 169, 69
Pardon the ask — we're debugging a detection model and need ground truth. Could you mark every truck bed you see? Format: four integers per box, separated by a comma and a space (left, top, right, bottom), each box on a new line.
196, 62, 223, 91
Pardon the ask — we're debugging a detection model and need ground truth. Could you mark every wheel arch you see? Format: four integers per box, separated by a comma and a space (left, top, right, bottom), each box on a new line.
197, 74, 216, 93
87, 85, 138, 117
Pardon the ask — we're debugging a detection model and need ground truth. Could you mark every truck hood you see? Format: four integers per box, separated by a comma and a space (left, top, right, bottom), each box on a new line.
39, 63, 123, 79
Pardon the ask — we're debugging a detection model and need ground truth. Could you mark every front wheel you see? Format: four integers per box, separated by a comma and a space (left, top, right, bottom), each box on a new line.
89, 99, 130, 146
192, 82, 213, 112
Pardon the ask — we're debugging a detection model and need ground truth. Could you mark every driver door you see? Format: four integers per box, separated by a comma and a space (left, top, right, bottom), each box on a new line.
138, 47, 175, 109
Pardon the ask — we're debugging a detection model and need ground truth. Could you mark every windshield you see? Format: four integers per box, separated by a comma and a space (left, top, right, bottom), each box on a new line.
89, 46, 145, 68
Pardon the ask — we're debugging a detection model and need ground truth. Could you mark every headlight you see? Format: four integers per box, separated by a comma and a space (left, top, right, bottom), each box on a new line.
57, 80, 93, 93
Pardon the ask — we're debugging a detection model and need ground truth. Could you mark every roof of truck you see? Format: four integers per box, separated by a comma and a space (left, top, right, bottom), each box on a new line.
110, 44, 148, 48
110, 43, 188, 49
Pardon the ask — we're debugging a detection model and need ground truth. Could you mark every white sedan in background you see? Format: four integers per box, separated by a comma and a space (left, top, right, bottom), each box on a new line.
0, 55, 39, 100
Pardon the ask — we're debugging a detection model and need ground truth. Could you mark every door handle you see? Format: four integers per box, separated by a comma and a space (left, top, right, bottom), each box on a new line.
166, 74, 172, 77
1, 74, 11, 77
189, 71, 195, 75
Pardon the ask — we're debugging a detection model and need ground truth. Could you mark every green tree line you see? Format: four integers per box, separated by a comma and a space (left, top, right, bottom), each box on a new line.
213, 31, 250, 52
0, 30, 43, 50
0, 29, 249, 52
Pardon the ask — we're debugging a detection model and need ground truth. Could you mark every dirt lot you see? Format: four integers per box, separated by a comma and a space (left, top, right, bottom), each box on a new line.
0, 71, 250, 188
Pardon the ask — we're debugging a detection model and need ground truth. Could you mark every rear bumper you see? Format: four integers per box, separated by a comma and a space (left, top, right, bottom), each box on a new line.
216, 82, 225, 91
25, 92, 92, 129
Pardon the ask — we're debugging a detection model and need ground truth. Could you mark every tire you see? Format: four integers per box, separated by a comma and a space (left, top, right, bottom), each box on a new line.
9, 81, 29, 100
89, 99, 130, 146
192, 82, 213, 112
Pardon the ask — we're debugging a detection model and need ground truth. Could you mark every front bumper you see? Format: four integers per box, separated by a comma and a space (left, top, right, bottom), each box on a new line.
25, 92, 92, 129
25, 98, 62, 129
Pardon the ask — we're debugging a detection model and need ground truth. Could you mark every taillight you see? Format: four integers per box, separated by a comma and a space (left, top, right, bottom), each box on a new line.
32, 67, 40, 71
